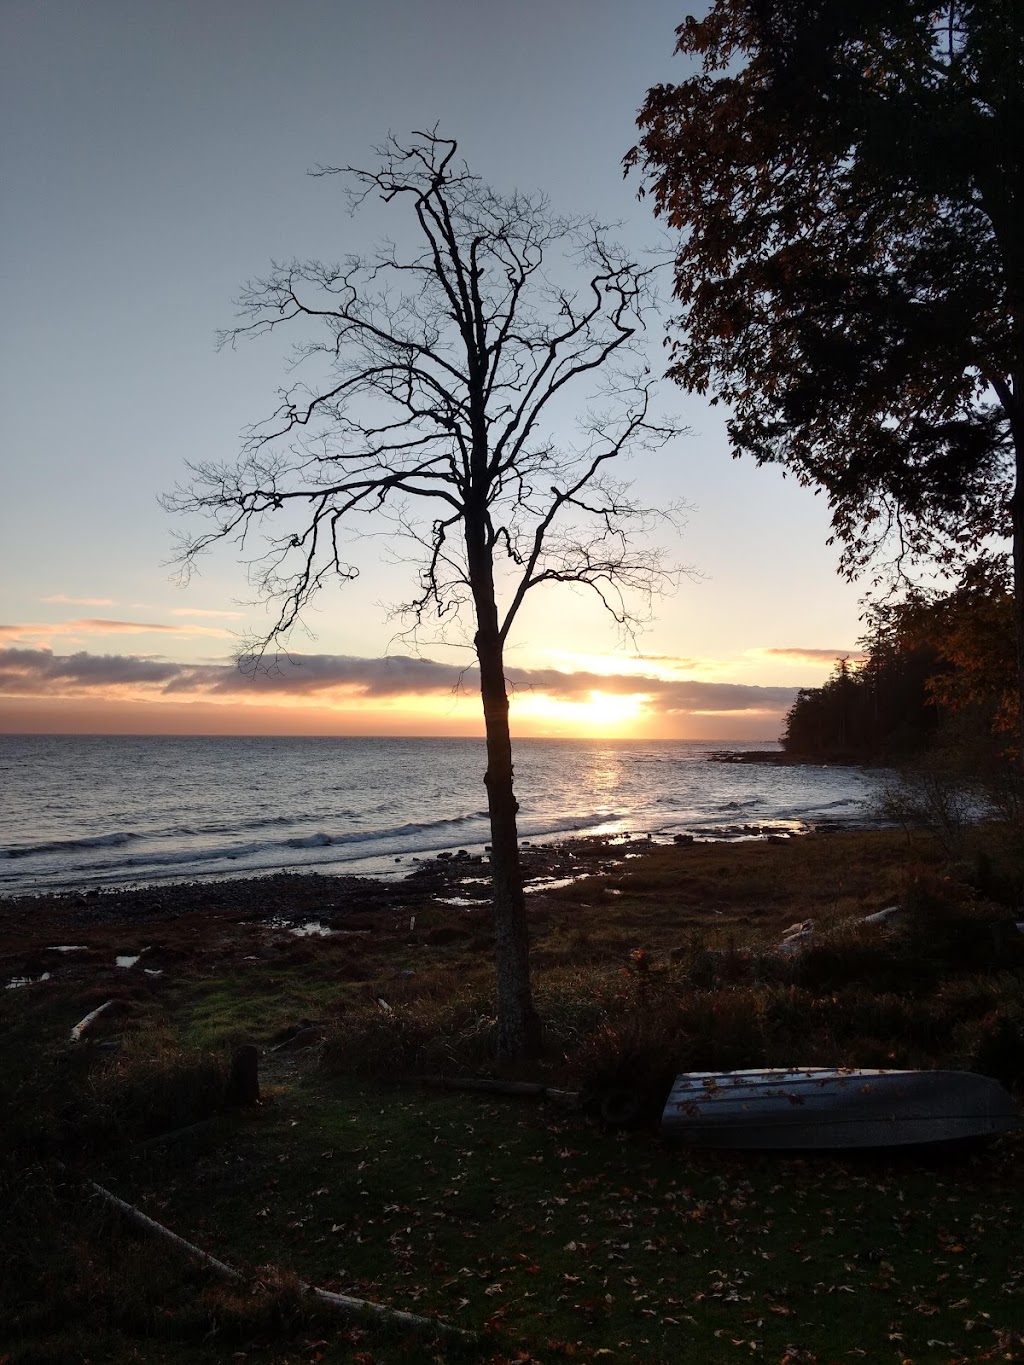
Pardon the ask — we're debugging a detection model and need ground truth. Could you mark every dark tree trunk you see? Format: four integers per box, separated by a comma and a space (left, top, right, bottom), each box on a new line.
476, 625, 543, 1059
1011, 406, 1024, 760
465, 512, 543, 1060
983, 178, 1024, 762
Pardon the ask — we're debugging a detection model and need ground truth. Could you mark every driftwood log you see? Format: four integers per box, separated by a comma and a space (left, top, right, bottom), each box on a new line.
91, 1181, 475, 1338
92, 1182, 239, 1278
69, 1000, 115, 1043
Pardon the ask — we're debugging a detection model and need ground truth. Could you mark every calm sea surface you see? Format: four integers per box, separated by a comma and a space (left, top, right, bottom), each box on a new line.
0, 735, 891, 896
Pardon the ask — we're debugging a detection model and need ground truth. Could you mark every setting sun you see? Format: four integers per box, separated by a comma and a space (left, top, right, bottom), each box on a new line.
511, 688, 651, 735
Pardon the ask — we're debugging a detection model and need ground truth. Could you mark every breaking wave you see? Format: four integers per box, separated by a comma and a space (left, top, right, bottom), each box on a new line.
2, 830, 142, 859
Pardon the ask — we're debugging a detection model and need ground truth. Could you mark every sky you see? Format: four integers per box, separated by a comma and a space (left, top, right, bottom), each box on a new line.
0, 0, 867, 741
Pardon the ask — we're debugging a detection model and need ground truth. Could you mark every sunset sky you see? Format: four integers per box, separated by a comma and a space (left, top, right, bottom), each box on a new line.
1, 0, 866, 740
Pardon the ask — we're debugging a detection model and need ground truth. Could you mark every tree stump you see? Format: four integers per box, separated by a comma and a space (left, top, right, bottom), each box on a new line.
226, 1044, 260, 1105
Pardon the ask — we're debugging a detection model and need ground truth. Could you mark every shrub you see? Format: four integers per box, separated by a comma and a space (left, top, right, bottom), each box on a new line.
321, 990, 500, 1077
76, 1031, 226, 1149
788, 934, 904, 992
932, 974, 1015, 1026
879, 764, 982, 858
955, 1005, 1024, 1087
570, 996, 686, 1091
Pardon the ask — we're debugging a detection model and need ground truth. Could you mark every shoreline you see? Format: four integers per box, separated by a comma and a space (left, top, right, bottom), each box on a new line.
0, 833, 659, 930
4, 738, 889, 900
710, 748, 867, 766
0, 824, 864, 999
0, 821, 851, 919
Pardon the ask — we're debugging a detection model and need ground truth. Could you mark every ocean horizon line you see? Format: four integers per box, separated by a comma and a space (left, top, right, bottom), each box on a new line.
1, 731, 778, 743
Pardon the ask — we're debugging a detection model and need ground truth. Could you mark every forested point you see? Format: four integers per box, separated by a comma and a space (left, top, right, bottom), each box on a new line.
781, 566, 1017, 768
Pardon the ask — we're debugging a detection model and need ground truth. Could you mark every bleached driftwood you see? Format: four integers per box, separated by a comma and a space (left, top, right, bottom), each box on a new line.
308, 1284, 473, 1334
69, 999, 114, 1043
91, 1181, 475, 1338
91, 1182, 239, 1279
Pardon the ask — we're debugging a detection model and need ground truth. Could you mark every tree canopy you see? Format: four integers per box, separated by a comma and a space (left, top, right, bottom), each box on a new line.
629, 0, 1024, 738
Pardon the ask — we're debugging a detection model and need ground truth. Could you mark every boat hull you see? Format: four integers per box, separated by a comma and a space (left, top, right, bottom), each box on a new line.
661, 1068, 1021, 1150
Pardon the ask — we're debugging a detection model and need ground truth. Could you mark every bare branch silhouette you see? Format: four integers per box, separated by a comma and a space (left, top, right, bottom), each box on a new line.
166, 130, 688, 1058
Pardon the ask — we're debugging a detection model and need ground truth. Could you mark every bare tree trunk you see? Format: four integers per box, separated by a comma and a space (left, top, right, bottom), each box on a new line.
465, 501, 543, 1059
475, 622, 543, 1059
982, 188, 1024, 763
1011, 409, 1024, 762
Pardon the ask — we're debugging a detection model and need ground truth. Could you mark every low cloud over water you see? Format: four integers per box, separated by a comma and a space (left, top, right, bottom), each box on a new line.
0, 646, 797, 727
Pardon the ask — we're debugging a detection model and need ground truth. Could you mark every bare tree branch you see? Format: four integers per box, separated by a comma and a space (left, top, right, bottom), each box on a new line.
165, 130, 689, 1059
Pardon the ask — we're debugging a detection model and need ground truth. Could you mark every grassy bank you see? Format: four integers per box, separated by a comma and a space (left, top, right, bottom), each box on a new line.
3, 827, 1024, 1362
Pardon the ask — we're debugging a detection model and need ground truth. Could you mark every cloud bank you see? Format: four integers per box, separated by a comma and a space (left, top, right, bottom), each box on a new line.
0, 646, 797, 718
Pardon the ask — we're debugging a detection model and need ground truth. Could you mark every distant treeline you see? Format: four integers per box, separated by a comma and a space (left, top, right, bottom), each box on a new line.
781, 562, 1017, 765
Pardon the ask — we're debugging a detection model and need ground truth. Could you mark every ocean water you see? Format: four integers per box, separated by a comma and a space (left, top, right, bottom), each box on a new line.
0, 735, 891, 896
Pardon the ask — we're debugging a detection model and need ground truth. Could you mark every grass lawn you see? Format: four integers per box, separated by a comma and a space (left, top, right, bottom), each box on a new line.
3, 828, 1024, 1363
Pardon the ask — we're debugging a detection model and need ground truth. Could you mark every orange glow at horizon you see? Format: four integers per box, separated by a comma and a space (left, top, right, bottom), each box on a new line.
508, 689, 651, 735
0, 652, 792, 741
0, 693, 785, 740
0, 686, 664, 739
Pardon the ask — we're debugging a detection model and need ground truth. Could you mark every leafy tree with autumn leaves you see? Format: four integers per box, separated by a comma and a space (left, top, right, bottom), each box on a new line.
629, 1, 1024, 745
882, 559, 1017, 740
781, 562, 1017, 765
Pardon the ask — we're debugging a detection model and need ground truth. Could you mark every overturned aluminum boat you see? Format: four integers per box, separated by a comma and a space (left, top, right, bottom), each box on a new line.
662, 1068, 1021, 1149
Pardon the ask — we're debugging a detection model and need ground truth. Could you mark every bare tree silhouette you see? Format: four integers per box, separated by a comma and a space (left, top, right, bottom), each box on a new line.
167, 131, 684, 1058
